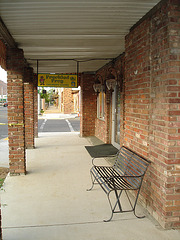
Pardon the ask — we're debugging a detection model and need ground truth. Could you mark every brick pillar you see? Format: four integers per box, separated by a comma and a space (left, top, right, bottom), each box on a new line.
80, 72, 96, 137
24, 67, 35, 149
149, 0, 180, 229
34, 74, 38, 138
6, 48, 26, 175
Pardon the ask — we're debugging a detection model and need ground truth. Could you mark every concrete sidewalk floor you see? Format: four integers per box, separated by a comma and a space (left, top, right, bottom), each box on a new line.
39, 112, 78, 120
39, 105, 79, 119
0, 137, 9, 168
44, 105, 61, 114
1, 133, 180, 240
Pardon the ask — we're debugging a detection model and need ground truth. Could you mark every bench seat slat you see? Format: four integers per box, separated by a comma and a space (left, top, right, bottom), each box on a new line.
91, 165, 142, 193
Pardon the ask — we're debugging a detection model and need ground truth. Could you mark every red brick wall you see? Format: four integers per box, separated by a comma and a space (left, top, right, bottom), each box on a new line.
125, 0, 180, 229
63, 88, 73, 114
125, 18, 150, 157
80, 73, 96, 137
91, 0, 179, 229
166, 0, 180, 229
95, 119, 108, 143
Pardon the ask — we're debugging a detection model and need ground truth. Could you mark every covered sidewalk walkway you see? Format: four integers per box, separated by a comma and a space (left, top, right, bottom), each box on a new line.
1, 133, 180, 240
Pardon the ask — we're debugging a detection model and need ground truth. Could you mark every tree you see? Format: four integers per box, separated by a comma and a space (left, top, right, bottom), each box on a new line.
39, 87, 49, 103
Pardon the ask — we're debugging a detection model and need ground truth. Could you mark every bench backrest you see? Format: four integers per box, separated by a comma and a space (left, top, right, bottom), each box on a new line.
113, 146, 150, 187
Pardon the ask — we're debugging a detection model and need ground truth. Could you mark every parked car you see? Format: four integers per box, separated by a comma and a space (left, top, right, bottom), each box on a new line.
3, 102, 8, 107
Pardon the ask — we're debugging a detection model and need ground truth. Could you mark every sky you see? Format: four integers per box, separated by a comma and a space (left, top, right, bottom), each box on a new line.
0, 66, 7, 83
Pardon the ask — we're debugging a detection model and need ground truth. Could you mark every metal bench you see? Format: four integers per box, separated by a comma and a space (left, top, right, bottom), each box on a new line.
87, 146, 150, 222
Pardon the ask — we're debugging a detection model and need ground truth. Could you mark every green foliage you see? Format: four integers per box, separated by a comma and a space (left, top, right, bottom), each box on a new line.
0, 178, 5, 188
40, 92, 49, 103
39, 87, 57, 104
39, 87, 50, 103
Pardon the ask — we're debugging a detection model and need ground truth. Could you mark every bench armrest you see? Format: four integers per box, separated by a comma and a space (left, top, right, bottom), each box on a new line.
92, 154, 117, 166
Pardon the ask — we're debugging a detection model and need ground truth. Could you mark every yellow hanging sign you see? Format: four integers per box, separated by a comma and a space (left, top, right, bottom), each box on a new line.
38, 73, 77, 88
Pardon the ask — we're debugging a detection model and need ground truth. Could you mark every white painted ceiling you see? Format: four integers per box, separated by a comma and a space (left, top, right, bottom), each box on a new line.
0, 0, 160, 74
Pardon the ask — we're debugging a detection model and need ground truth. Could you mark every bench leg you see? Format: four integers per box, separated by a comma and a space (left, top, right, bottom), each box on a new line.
114, 189, 123, 212
104, 190, 123, 222
104, 194, 114, 222
104, 189, 145, 222
125, 189, 145, 219
87, 171, 96, 191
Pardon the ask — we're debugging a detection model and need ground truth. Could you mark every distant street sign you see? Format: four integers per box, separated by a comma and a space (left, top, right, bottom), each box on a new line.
38, 73, 77, 88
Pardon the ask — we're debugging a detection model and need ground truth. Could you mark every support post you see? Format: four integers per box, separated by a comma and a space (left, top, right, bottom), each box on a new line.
6, 48, 26, 175
24, 67, 35, 149
34, 74, 38, 138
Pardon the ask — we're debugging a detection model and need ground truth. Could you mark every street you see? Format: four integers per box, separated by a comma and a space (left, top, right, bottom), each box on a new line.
0, 107, 80, 167
0, 106, 8, 140
38, 118, 80, 132
0, 106, 80, 139
0, 106, 8, 167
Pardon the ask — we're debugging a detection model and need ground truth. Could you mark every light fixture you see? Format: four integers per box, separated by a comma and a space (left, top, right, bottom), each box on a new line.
106, 67, 117, 91
93, 74, 103, 93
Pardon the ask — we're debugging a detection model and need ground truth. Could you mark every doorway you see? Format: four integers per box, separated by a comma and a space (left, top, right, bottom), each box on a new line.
111, 85, 121, 149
